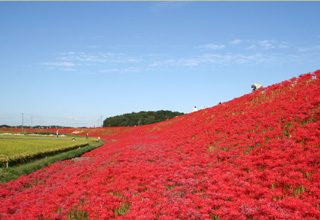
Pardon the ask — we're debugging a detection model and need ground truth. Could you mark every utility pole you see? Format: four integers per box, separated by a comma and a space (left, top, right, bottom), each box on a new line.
100, 116, 103, 127
21, 113, 24, 131
30, 116, 33, 129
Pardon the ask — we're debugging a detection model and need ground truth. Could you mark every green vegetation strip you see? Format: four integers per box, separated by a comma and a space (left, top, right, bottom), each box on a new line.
0, 138, 91, 167
0, 135, 97, 167
0, 140, 104, 184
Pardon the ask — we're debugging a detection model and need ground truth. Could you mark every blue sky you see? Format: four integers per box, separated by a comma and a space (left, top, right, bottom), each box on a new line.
1, 2, 320, 127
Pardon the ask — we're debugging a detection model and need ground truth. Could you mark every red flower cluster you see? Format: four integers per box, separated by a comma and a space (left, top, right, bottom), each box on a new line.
1, 70, 320, 219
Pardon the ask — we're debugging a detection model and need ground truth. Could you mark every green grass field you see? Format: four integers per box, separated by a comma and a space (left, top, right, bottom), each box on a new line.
0, 135, 94, 166
0, 139, 104, 184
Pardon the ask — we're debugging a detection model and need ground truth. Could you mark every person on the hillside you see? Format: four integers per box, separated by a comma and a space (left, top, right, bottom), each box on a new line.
251, 83, 263, 92
193, 106, 198, 112
86, 132, 89, 139
56, 130, 59, 138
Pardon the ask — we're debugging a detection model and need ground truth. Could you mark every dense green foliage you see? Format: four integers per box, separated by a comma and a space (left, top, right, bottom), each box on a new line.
103, 110, 184, 127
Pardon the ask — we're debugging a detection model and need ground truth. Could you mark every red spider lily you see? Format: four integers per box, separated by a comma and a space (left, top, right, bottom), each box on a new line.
1, 70, 320, 219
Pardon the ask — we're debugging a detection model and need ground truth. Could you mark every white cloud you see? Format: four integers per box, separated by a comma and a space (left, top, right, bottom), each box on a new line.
149, 52, 281, 69
40, 39, 312, 75
246, 45, 257, 50
59, 51, 75, 56
100, 69, 120, 73
42, 62, 76, 67
201, 53, 258, 65
298, 47, 312, 52
246, 40, 289, 50
179, 58, 201, 67
42, 51, 143, 72
200, 54, 230, 64
149, 59, 175, 67
230, 39, 242, 45
100, 67, 140, 73
58, 52, 141, 64
279, 42, 289, 49
298, 45, 320, 52
60, 68, 76, 72
198, 44, 226, 50
123, 67, 140, 73
65, 116, 79, 121
58, 53, 105, 63
258, 40, 276, 49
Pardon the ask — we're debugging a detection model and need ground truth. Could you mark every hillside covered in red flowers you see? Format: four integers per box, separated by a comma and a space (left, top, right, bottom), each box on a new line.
1, 70, 320, 219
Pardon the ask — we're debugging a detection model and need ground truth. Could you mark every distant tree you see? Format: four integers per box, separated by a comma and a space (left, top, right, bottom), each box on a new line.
103, 110, 184, 127
145, 116, 155, 125
0, 125, 11, 128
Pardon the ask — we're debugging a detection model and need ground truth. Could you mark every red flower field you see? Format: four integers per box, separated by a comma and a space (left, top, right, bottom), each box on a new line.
1, 70, 320, 219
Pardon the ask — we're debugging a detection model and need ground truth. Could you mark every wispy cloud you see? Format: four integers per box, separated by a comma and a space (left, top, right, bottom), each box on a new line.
246, 40, 290, 50
123, 67, 140, 73
100, 69, 120, 73
230, 39, 242, 45
258, 40, 276, 49
279, 42, 289, 49
58, 52, 105, 63
60, 68, 76, 72
148, 52, 282, 69
42, 52, 142, 72
149, 59, 175, 67
246, 45, 257, 50
58, 52, 141, 64
40, 39, 316, 74
64, 116, 79, 121
179, 58, 202, 67
42, 62, 76, 67
190, 53, 262, 65
60, 52, 75, 56
100, 67, 140, 73
298, 45, 320, 52
197, 43, 226, 50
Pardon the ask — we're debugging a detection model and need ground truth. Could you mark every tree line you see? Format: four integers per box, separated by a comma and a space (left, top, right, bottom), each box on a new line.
103, 110, 184, 127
